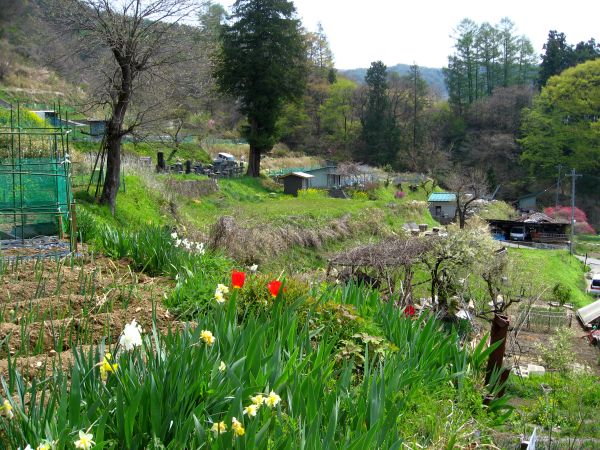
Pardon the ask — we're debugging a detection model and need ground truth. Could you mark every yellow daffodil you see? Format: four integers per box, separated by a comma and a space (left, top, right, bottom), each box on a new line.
99, 353, 118, 382
1, 399, 13, 419
74, 430, 95, 449
36, 442, 53, 450
243, 404, 258, 417
265, 391, 281, 408
250, 394, 265, 406
200, 330, 216, 346
232, 417, 245, 436
210, 421, 227, 436
218, 361, 226, 372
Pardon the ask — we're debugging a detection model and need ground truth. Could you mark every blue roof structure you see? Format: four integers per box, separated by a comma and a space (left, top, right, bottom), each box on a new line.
428, 192, 457, 202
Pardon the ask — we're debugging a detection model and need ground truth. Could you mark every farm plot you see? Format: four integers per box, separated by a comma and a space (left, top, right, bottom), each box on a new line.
0, 255, 174, 379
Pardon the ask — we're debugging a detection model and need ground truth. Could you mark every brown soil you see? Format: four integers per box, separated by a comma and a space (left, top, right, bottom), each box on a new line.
0, 254, 177, 378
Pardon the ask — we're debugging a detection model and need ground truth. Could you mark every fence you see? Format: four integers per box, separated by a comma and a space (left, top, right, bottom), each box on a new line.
515, 307, 572, 333
0, 105, 75, 253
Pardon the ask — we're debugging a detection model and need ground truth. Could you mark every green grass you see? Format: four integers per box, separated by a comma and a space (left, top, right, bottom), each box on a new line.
76, 175, 168, 229
575, 234, 600, 258
508, 248, 592, 307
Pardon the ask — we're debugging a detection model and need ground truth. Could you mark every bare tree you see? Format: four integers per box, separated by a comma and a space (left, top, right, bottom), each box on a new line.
50, 0, 199, 212
446, 168, 488, 228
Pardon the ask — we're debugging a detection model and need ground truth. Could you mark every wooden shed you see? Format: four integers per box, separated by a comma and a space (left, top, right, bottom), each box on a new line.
280, 172, 314, 196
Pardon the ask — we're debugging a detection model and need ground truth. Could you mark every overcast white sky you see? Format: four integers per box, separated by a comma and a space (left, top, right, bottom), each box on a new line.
219, 0, 600, 69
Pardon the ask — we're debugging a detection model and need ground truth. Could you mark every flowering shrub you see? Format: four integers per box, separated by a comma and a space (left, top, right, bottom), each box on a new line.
395, 191, 406, 199
545, 206, 596, 234
297, 188, 327, 199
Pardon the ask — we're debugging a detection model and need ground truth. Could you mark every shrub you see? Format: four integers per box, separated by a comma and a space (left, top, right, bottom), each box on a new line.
536, 327, 576, 372
350, 190, 369, 201
395, 191, 406, 199
552, 282, 571, 305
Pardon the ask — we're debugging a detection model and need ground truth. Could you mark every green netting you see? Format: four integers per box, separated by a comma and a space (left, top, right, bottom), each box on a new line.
0, 157, 71, 239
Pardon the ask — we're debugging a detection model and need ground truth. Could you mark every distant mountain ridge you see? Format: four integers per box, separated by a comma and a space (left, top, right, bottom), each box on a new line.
340, 64, 447, 98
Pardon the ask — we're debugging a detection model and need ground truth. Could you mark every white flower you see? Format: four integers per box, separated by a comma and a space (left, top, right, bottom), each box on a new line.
119, 319, 143, 351
196, 242, 206, 255
170, 232, 178, 239
174, 239, 182, 247
249, 264, 258, 272
74, 430, 95, 449
214, 291, 225, 304
219, 361, 226, 372
183, 239, 191, 250
217, 284, 229, 294
243, 403, 259, 417
210, 421, 227, 436
22, 446, 33, 450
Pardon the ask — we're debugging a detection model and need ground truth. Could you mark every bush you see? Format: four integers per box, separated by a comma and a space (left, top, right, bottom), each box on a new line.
536, 327, 576, 372
552, 282, 571, 305
297, 188, 327, 199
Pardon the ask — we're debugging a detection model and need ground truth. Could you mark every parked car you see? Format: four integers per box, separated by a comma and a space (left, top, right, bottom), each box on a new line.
509, 225, 527, 241
213, 152, 236, 163
590, 274, 600, 296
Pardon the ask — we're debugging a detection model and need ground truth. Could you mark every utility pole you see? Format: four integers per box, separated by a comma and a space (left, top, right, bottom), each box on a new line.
568, 169, 582, 254
555, 164, 563, 208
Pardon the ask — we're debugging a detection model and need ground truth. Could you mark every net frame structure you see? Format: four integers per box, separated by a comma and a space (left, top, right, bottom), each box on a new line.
0, 105, 76, 256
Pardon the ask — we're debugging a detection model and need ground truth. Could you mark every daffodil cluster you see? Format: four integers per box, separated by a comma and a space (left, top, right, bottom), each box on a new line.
210, 417, 245, 438
170, 232, 205, 255
243, 390, 281, 418
214, 284, 229, 304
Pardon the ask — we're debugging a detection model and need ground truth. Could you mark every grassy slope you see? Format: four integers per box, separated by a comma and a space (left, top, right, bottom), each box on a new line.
509, 247, 592, 306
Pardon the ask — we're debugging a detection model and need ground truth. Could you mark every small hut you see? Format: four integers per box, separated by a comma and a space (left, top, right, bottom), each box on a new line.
280, 172, 314, 196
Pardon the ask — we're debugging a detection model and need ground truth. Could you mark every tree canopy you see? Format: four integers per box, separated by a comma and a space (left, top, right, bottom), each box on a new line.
520, 58, 600, 180
215, 0, 307, 176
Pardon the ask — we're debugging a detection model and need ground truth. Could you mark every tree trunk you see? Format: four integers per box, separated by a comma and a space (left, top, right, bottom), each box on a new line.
485, 313, 510, 396
99, 124, 123, 214
246, 145, 261, 177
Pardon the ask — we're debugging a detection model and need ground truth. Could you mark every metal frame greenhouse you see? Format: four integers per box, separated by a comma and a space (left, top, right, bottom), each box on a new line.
0, 105, 76, 256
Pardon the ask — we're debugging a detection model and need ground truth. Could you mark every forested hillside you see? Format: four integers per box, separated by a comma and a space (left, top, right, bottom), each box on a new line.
341, 64, 447, 98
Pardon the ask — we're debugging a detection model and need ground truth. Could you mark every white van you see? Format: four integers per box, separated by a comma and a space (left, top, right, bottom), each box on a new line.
510, 225, 527, 241
591, 274, 600, 296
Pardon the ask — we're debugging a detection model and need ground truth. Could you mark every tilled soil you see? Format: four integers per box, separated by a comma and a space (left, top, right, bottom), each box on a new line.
0, 254, 177, 379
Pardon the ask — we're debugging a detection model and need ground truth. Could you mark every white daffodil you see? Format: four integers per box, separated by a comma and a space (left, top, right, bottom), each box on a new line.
170, 232, 178, 239
219, 361, 227, 372
119, 319, 143, 351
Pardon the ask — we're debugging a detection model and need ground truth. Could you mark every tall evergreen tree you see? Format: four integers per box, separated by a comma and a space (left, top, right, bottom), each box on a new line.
538, 30, 575, 88
359, 61, 400, 166
216, 0, 307, 177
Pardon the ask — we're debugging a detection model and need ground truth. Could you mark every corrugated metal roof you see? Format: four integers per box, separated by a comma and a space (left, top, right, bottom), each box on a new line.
280, 171, 314, 179
428, 192, 456, 202
577, 298, 600, 326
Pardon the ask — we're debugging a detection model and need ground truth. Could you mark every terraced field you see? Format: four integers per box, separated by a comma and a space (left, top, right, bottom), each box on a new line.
0, 255, 174, 380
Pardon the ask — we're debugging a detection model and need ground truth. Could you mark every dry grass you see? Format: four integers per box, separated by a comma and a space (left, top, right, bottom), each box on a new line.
208, 212, 390, 264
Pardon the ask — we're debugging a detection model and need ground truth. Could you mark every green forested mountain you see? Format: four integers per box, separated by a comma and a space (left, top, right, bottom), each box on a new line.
341, 64, 447, 98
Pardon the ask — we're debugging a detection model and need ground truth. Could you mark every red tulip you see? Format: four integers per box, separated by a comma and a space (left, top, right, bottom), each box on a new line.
267, 280, 282, 298
403, 304, 415, 317
231, 270, 246, 289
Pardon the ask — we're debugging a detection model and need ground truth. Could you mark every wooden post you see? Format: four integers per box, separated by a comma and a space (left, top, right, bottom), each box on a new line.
70, 202, 78, 253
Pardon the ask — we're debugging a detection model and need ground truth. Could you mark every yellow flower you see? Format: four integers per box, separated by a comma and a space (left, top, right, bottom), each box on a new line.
243, 404, 258, 417
200, 330, 216, 346
232, 417, 245, 436
99, 353, 118, 382
265, 391, 281, 408
1, 399, 13, 419
210, 421, 227, 436
218, 361, 226, 372
250, 394, 265, 406
36, 442, 53, 450
74, 430, 95, 449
